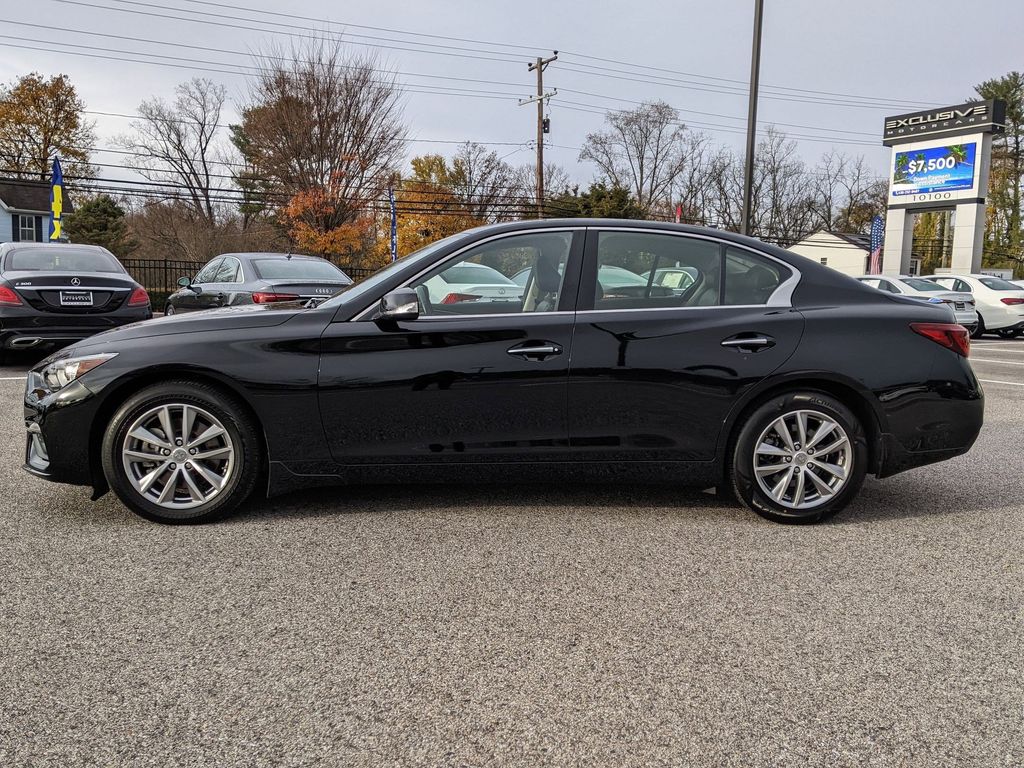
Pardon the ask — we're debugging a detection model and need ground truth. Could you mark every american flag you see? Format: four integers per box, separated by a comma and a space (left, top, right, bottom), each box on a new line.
868, 214, 884, 274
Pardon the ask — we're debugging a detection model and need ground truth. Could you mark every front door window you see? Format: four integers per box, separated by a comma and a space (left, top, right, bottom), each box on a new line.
409, 231, 573, 316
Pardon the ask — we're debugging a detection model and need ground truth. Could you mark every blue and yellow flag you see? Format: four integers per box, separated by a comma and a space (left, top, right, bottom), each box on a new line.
49, 156, 64, 241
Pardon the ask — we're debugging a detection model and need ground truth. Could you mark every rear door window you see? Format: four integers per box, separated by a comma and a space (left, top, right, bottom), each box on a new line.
592, 231, 722, 309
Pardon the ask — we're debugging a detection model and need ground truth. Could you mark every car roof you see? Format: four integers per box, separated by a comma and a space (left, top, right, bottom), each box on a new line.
219, 252, 326, 260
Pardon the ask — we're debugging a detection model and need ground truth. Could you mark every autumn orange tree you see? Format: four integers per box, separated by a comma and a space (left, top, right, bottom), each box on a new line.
381, 154, 484, 260
280, 171, 376, 260
0, 73, 96, 180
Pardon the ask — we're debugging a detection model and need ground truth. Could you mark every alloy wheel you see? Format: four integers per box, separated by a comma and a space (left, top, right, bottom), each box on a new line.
121, 403, 235, 510
752, 409, 852, 510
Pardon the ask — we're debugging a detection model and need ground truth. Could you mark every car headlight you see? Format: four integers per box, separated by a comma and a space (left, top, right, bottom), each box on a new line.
39, 352, 118, 391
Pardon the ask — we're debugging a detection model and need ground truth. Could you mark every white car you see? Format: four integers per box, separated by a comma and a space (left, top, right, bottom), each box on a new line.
421, 262, 523, 308
923, 274, 1024, 338
854, 275, 978, 332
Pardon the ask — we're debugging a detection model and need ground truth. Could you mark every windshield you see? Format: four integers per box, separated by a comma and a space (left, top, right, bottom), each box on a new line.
900, 278, 943, 292
6, 247, 123, 273
979, 277, 1021, 290
252, 258, 350, 282
317, 231, 473, 310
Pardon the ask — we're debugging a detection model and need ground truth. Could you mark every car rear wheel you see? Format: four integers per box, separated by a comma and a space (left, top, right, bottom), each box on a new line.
164, 304, 175, 316
101, 381, 262, 524
997, 328, 1022, 339
971, 315, 985, 339
729, 391, 867, 524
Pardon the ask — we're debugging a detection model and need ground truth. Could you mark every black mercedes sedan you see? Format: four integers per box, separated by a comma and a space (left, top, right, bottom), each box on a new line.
164, 252, 352, 314
0, 242, 151, 364
22, 220, 983, 525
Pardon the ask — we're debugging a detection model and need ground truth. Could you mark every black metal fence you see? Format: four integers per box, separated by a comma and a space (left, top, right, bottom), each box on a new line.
121, 257, 379, 307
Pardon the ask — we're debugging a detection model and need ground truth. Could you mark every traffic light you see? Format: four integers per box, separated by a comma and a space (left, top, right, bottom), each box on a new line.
542, 117, 551, 134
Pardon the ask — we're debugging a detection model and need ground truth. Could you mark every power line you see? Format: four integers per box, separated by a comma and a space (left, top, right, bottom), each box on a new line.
119, 0, 935, 109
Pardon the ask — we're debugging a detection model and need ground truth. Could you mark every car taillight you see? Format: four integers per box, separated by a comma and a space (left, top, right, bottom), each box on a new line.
1000, 297, 1024, 305
0, 285, 22, 306
911, 322, 970, 357
441, 292, 480, 305
127, 287, 150, 306
252, 291, 299, 304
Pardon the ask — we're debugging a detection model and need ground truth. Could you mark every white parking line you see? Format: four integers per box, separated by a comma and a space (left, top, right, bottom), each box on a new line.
970, 348, 1024, 355
980, 378, 1024, 387
971, 357, 1024, 366
0, 376, 27, 381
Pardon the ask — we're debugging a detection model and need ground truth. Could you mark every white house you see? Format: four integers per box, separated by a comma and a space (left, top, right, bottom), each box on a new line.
788, 229, 925, 277
0, 178, 71, 243
786, 230, 877, 276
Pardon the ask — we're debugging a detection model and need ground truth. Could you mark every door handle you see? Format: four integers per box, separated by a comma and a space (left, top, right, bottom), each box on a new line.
507, 342, 563, 360
721, 336, 774, 351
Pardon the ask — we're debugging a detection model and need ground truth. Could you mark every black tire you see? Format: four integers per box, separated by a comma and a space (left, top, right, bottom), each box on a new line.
164, 304, 175, 316
101, 380, 262, 524
971, 315, 986, 339
997, 328, 1023, 339
729, 390, 868, 524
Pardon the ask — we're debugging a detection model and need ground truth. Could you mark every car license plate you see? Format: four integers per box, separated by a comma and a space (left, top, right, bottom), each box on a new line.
60, 291, 93, 306
954, 302, 965, 310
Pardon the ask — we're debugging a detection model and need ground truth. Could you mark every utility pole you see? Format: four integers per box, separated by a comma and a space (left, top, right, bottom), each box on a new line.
520, 51, 558, 218
740, 0, 764, 236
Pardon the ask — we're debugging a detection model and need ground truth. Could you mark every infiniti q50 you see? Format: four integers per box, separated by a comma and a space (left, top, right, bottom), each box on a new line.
23, 220, 983, 525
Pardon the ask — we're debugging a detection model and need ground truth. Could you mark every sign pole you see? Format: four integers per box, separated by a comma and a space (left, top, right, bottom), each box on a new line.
740, 0, 764, 237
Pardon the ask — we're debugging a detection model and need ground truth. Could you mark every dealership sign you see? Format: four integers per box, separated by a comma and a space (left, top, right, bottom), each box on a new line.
883, 100, 1005, 146
891, 142, 977, 197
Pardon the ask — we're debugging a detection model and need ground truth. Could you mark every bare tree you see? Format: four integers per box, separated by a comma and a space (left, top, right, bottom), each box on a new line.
119, 78, 226, 223
809, 151, 884, 232
579, 101, 693, 214
706, 127, 816, 245
234, 37, 406, 247
448, 142, 517, 221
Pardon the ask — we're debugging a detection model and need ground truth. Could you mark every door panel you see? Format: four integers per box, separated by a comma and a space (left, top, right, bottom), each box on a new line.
567, 229, 804, 462
568, 307, 804, 461
318, 315, 575, 464
317, 228, 585, 466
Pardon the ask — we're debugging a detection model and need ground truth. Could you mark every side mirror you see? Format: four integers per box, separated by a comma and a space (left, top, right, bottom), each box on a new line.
375, 288, 420, 322
177, 276, 191, 288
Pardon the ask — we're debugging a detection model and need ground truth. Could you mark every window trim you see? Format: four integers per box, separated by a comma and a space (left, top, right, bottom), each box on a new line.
352, 227, 585, 321
18, 214, 37, 242
579, 227, 800, 313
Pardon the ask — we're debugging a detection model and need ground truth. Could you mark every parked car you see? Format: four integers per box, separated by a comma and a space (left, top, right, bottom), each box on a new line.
641, 266, 698, 294
0, 242, 151, 363
24, 220, 983, 526
165, 252, 352, 314
854, 275, 978, 333
922, 274, 1024, 338
420, 260, 523, 309
1010, 279, 1024, 290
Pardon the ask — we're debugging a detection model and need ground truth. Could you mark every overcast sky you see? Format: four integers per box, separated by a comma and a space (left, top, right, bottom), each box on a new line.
3, 0, 1022, 187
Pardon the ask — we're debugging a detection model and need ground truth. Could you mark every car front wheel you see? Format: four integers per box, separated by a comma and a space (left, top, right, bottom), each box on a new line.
101, 381, 262, 524
729, 391, 867, 524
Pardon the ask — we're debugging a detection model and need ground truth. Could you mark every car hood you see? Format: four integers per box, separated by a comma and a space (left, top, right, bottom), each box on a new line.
73, 303, 305, 348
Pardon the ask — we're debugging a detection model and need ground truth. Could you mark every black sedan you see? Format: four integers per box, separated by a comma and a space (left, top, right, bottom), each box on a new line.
23, 220, 983, 525
164, 252, 352, 314
0, 242, 151, 363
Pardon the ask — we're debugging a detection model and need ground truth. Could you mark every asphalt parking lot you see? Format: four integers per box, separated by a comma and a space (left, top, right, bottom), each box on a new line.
1, 342, 1022, 767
